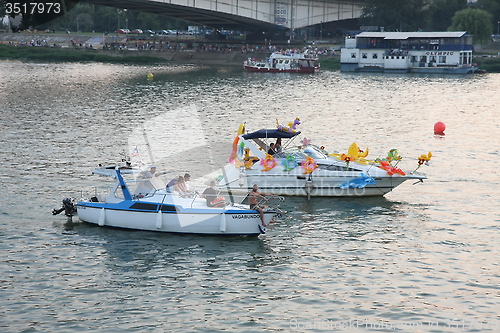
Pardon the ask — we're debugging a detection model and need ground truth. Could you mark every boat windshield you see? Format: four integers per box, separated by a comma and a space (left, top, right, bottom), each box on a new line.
303, 146, 328, 159
114, 173, 166, 198
278, 145, 327, 160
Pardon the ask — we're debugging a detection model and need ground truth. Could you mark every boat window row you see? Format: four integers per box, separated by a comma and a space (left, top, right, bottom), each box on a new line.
357, 36, 473, 51
384, 55, 406, 60
129, 202, 178, 212
318, 164, 363, 172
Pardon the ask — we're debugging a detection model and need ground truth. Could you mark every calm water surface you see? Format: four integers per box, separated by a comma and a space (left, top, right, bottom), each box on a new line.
0, 61, 499, 332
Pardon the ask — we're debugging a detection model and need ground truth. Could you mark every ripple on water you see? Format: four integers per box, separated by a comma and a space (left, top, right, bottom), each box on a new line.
1, 63, 499, 332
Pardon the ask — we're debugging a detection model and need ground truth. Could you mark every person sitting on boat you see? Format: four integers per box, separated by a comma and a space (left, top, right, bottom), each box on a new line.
248, 184, 269, 227
267, 143, 276, 155
201, 181, 225, 207
165, 176, 178, 193
141, 166, 158, 178
275, 138, 283, 154
174, 176, 190, 197
183, 173, 191, 192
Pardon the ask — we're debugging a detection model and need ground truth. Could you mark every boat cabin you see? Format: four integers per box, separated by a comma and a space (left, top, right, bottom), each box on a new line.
341, 31, 476, 73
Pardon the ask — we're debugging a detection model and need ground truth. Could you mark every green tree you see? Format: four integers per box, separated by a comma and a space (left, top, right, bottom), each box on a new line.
428, 0, 467, 31
449, 7, 493, 44
93, 6, 118, 33
476, 0, 500, 34
137, 13, 161, 31
76, 13, 93, 32
360, 0, 432, 31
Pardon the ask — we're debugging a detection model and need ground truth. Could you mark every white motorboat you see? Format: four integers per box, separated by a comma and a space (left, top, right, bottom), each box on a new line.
244, 51, 319, 73
54, 165, 282, 236
217, 120, 431, 198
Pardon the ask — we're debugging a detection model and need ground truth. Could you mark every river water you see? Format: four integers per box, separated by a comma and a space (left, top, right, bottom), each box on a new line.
0, 61, 499, 332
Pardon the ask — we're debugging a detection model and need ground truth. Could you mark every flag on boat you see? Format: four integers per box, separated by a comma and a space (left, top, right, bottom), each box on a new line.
131, 147, 139, 157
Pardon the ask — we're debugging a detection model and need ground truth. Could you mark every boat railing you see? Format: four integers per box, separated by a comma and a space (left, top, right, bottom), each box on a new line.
190, 190, 201, 208
260, 194, 286, 218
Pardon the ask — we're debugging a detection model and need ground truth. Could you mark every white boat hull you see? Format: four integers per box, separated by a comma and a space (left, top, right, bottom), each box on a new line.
77, 204, 273, 235
220, 159, 426, 198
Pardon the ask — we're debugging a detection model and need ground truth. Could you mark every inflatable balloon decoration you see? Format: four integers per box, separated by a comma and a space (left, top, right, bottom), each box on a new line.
376, 149, 402, 163
229, 136, 239, 163
243, 148, 259, 169
302, 156, 318, 174
330, 142, 370, 166
276, 117, 301, 134
229, 124, 246, 165
386, 149, 402, 162
414, 152, 433, 172
379, 161, 406, 176
261, 154, 277, 171
300, 137, 311, 146
340, 173, 376, 189
282, 154, 297, 171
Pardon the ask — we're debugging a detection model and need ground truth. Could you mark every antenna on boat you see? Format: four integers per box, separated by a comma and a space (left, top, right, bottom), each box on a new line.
142, 126, 155, 165
221, 167, 235, 205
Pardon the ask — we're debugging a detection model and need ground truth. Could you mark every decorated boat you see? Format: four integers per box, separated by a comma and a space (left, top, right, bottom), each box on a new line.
217, 119, 432, 198
53, 165, 282, 236
244, 51, 319, 73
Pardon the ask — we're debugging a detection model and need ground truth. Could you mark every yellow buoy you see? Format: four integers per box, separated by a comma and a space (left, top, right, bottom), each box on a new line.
147, 73, 154, 80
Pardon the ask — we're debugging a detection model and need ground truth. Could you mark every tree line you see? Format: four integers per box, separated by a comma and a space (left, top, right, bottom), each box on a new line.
1, 1, 193, 33
2, 0, 500, 44
360, 0, 500, 44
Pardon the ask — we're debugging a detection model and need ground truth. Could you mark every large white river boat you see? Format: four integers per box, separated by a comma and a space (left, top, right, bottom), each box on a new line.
341, 31, 478, 74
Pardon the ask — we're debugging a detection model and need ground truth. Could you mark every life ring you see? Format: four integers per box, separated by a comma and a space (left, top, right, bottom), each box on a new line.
282, 154, 297, 171
261, 154, 277, 171
302, 156, 317, 174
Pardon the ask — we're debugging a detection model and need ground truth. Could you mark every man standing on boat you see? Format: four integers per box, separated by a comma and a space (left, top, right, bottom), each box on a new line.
248, 184, 269, 227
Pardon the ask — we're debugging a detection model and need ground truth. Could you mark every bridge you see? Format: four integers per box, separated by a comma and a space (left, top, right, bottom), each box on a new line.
84, 0, 362, 31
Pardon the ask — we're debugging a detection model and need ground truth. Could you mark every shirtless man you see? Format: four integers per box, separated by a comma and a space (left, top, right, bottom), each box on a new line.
248, 184, 269, 227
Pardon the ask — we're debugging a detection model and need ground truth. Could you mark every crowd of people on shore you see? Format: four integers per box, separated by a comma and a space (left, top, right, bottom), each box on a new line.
1, 33, 336, 56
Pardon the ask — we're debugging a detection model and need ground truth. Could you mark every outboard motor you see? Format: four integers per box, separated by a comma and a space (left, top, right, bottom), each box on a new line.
52, 198, 77, 217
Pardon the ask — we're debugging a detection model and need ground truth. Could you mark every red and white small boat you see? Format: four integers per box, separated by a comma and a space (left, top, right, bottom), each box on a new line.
244, 51, 319, 73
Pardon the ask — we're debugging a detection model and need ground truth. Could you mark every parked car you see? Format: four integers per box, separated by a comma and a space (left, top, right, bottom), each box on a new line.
116, 29, 130, 34
130, 29, 143, 34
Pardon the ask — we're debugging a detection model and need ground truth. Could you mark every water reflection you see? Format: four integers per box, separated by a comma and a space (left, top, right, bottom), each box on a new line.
2, 61, 500, 332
